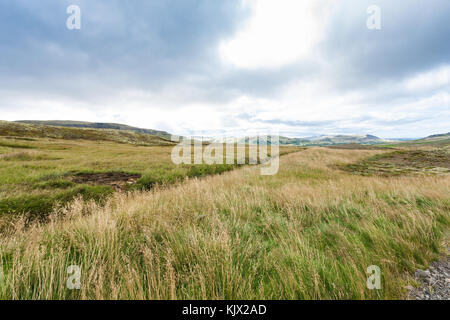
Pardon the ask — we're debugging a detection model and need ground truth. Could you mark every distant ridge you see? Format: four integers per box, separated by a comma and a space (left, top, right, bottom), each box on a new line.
213, 134, 386, 146
389, 132, 450, 147
410, 132, 450, 146
304, 134, 384, 145
424, 132, 450, 139
0, 120, 176, 146
15, 120, 172, 140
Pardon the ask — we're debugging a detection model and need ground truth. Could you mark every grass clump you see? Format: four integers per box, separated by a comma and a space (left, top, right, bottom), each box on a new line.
0, 151, 60, 161
186, 164, 236, 178
134, 164, 238, 190
0, 185, 113, 222
0, 140, 35, 149
34, 180, 76, 190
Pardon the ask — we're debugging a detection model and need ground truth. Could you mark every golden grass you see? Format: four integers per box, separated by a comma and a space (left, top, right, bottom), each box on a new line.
0, 148, 449, 299
0, 134, 297, 227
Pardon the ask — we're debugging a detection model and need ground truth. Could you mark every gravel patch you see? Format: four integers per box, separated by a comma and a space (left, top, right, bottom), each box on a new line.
408, 250, 450, 300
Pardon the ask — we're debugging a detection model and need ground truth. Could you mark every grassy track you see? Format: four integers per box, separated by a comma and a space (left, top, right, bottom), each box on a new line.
0, 148, 448, 299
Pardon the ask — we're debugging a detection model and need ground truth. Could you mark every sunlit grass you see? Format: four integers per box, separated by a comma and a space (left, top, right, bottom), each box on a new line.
0, 148, 448, 299
0, 135, 296, 225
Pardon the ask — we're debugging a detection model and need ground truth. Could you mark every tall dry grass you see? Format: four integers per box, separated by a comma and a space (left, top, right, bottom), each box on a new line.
0, 148, 449, 299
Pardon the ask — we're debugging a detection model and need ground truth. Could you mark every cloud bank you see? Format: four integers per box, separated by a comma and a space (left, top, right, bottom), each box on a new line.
0, 0, 449, 138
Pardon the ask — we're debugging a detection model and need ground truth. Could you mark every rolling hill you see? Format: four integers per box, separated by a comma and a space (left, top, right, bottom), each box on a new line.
393, 132, 450, 147
425, 132, 450, 139
0, 120, 176, 146
419, 132, 450, 143
6, 120, 448, 148
15, 120, 173, 140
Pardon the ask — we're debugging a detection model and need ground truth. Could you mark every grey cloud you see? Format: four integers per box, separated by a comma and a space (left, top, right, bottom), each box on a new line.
0, 1, 448, 138
0, 0, 248, 100
321, 0, 450, 90
239, 116, 331, 128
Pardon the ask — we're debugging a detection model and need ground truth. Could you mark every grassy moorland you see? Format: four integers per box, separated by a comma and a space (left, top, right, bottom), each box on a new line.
0, 120, 175, 145
14, 120, 173, 140
0, 121, 294, 230
0, 143, 448, 299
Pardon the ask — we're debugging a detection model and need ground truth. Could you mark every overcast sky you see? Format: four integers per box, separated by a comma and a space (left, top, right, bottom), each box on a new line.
0, 0, 449, 138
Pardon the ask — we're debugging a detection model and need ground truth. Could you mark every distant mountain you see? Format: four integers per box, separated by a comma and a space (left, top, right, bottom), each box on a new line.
5, 120, 403, 147
15, 120, 173, 140
210, 136, 308, 145
386, 138, 417, 141
212, 134, 385, 146
304, 134, 384, 145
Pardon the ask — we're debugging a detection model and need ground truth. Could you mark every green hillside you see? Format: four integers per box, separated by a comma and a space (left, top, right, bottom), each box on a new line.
1, 121, 175, 146
16, 120, 173, 140
388, 133, 450, 147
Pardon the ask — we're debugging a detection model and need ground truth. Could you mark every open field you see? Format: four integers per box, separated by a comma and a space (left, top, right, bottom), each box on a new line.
2, 0, 449, 306
0, 145, 448, 299
0, 124, 296, 229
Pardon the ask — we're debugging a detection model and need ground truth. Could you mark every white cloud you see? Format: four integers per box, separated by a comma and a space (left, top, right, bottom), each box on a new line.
2, 1, 450, 139
404, 65, 450, 91
219, 0, 331, 69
